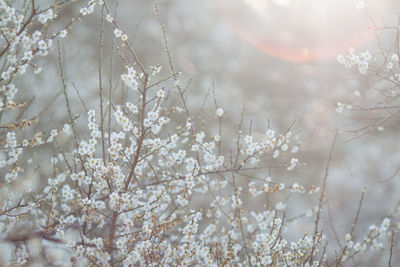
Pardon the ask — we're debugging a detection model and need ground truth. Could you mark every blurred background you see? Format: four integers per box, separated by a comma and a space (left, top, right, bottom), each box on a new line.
14, 0, 400, 263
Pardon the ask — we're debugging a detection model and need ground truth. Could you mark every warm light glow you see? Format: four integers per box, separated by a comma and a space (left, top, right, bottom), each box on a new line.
219, 0, 390, 62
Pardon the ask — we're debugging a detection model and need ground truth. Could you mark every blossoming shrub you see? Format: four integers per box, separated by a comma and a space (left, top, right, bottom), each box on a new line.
0, 0, 399, 266
336, 11, 400, 138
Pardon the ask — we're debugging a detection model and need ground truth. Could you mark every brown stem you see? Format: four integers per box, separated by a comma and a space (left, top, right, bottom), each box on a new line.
107, 73, 149, 265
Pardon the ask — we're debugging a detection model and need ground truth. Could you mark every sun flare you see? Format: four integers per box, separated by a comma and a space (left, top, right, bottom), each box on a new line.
219, 0, 390, 62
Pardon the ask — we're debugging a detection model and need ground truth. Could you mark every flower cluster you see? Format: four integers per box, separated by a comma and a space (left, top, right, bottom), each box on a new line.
19, 57, 317, 265
337, 49, 372, 74
121, 66, 139, 90
79, 0, 96, 16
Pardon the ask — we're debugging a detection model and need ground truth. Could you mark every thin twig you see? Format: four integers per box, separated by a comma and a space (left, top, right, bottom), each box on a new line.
309, 130, 338, 264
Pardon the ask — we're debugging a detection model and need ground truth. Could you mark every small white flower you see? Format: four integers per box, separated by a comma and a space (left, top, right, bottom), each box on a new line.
80, 7, 88, 16
216, 108, 224, 117
60, 29, 67, 38
106, 14, 113, 23
22, 51, 33, 61
114, 29, 122, 38
157, 89, 165, 98
126, 102, 138, 113
38, 15, 48, 24
337, 54, 345, 64
121, 34, 128, 41
281, 143, 288, 151
336, 102, 344, 113
63, 124, 72, 135
244, 135, 253, 144
32, 31, 42, 41
38, 40, 47, 50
